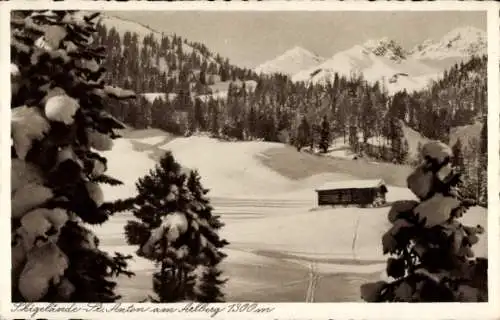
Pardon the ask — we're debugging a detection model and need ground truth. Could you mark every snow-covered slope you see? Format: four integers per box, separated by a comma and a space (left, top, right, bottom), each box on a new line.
409, 26, 486, 61
96, 128, 487, 261
358, 120, 429, 161
92, 128, 487, 301
222, 197, 487, 263
449, 120, 483, 148
254, 46, 325, 76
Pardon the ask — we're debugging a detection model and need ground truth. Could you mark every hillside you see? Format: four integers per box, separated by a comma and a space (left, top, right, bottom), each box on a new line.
356, 120, 429, 162
96, 14, 257, 100
450, 121, 482, 147
99, 15, 208, 58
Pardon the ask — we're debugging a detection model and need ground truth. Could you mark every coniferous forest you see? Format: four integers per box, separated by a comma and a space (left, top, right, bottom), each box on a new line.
94, 22, 487, 206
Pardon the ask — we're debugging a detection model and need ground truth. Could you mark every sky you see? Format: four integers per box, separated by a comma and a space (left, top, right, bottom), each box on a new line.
110, 11, 486, 69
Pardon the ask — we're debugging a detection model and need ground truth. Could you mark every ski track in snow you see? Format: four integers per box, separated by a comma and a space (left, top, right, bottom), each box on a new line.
92, 129, 488, 302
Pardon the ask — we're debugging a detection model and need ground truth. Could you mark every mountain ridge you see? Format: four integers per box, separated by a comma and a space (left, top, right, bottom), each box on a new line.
280, 26, 486, 94
409, 26, 486, 60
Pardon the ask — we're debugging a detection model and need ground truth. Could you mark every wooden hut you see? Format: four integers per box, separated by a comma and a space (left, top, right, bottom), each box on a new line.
315, 179, 388, 207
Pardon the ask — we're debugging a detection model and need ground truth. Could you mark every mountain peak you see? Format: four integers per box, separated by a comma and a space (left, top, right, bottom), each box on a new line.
363, 37, 407, 61
441, 26, 486, 44
254, 46, 325, 76
410, 26, 486, 60
443, 26, 486, 39
286, 46, 314, 55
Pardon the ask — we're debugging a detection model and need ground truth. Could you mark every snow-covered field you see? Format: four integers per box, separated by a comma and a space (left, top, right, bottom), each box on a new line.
91, 128, 488, 302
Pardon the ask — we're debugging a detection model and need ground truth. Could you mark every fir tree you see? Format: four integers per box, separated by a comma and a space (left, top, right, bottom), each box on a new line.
462, 138, 481, 202
310, 123, 320, 152
360, 141, 487, 302
295, 117, 310, 152
397, 138, 409, 164
193, 98, 206, 132
124, 152, 228, 302
209, 98, 219, 138
478, 121, 487, 206
348, 124, 359, 155
185, 170, 229, 302
389, 119, 401, 162
319, 115, 330, 154
247, 106, 257, 139
11, 10, 134, 302
451, 138, 465, 174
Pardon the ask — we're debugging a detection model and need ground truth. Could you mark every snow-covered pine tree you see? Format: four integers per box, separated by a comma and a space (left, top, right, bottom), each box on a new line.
124, 152, 229, 302
185, 170, 229, 302
360, 140, 487, 302
124, 152, 190, 302
11, 10, 135, 302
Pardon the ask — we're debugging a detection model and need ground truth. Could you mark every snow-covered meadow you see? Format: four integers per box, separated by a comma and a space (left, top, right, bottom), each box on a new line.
91, 128, 487, 302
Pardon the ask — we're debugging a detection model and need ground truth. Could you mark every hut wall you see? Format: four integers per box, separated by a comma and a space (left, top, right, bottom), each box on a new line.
317, 187, 384, 206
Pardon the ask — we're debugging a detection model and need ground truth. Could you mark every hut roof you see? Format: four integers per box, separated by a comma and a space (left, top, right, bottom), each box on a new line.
315, 179, 386, 192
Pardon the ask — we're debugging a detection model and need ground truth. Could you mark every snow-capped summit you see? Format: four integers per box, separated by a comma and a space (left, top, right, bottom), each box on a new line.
291, 43, 439, 95
254, 46, 325, 76
410, 26, 486, 60
290, 25, 485, 95
363, 37, 408, 62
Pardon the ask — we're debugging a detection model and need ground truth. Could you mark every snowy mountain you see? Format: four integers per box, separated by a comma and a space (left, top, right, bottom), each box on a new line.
409, 26, 486, 61
363, 37, 408, 62
290, 26, 486, 95
292, 42, 441, 95
254, 46, 325, 76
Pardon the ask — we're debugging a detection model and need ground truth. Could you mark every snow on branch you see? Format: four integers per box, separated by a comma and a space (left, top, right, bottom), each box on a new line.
11, 106, 51, 160
104, 85, 136, 100
11, 63, 20, 77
